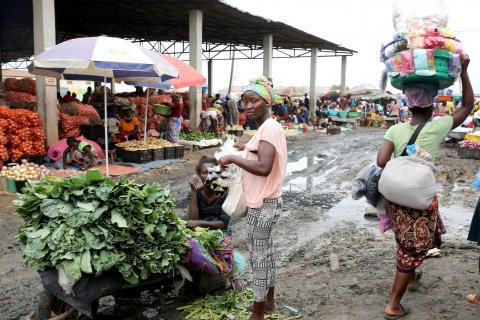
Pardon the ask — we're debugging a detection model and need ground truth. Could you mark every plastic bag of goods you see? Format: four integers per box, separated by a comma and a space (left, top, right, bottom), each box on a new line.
392, 0, 448, 33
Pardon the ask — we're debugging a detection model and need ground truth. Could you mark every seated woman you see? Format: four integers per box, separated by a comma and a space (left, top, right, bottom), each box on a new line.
187, 155, 243, 291
59, 137, 98, 170
116, 110, 140, 142
188, 155, 230, 233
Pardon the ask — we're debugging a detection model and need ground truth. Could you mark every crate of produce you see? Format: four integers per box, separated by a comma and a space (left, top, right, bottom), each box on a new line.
153, 104, 171, 116
151, 148, 165, 160
115, 146, 124, 159
458, 147, 480, 160
175, 145, 184, 158
122, 149, 151, 163
327, 127, 341, 135
164, 146, 176, 159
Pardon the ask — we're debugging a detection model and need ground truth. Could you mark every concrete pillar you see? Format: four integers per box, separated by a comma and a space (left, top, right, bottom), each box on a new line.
207, 59, 212, 97
340, 56, 347, 94
33, 0, 58, 145
188, 9, 203, 130
263, 34, 273, 78
309, 48, 318, 114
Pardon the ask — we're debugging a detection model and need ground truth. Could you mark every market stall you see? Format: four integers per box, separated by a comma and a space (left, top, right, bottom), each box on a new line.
14, 170, 240, 319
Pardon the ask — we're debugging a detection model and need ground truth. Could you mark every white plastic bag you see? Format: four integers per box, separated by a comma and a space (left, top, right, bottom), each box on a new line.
378, 156, 436, 210
222, 150, 247, 218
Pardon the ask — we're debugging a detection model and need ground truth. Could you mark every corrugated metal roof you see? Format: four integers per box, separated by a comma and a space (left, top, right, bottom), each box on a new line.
0, 0, 355, 63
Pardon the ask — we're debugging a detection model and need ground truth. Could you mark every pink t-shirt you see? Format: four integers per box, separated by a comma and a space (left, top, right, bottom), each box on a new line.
242, 118, 287, 208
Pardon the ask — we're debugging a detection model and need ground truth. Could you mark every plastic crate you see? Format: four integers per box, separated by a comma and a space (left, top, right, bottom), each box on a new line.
151, 148, 165, 160
153, 104, 171, 116
175, 145, 185, 158
122, 149, 151, 163
458, 147, 480, 160
391, 50, 454, 91
164, 146, 176, 159
115, 146, 124, 159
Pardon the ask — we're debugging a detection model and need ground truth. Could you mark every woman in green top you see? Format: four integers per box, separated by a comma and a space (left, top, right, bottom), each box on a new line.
377, 52, 474, 319
62, 137, 98, 171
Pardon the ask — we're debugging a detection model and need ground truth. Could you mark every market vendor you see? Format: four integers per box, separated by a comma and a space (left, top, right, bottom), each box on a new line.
187, 155, 243, 292
116, 110, 140, 142
199, 100, 224, 135
166, 94, 183, 144
59, 137, 98, 170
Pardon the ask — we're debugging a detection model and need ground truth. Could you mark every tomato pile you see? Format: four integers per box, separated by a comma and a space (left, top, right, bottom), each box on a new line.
58, 103, 102, 139
4, 78, 36, 95
0, 106, 45, 162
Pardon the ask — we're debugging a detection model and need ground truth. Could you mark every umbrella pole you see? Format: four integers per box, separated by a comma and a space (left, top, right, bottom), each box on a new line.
104, 74, 109, 176
144, 89, 149, 144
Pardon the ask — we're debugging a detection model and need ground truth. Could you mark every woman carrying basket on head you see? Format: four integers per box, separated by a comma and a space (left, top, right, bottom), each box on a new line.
376, 52, 473, 319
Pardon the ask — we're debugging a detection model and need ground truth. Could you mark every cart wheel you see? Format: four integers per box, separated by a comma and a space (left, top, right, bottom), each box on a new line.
35, 291, 56, 320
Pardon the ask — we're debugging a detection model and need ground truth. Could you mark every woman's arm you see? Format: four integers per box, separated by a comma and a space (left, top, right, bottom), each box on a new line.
452, 52, 474, 129
188, 176, 200, 220
187, 220, 225, 229
219, 140, 276, 177
376, 139, 394, 168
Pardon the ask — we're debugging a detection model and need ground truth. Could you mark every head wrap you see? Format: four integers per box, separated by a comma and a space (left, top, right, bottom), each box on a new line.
213, 100, 223, 109
244, 76, 275, 105
404, 84, 435, 108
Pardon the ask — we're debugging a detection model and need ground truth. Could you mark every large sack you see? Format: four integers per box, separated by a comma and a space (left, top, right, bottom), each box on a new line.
379, 156, 436, 210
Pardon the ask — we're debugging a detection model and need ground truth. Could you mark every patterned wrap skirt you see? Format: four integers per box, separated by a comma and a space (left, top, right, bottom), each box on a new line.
389, 195, 443, 272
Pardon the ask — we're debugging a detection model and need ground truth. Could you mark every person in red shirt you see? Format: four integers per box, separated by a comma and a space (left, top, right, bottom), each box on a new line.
63, 91, 74, 103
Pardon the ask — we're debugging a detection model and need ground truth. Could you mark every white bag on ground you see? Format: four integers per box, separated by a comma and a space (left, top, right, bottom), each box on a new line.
378, 156, 436, 210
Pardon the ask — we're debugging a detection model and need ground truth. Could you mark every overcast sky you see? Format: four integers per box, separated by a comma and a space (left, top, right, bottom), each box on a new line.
206, 0, 479, 95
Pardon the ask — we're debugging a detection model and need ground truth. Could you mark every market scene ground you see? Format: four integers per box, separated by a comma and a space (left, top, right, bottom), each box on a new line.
1, 128, 480, 320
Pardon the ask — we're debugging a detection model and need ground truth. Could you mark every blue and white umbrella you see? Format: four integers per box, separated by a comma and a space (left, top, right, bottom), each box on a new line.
28, 36, 178, 82
28, 36, 179, 175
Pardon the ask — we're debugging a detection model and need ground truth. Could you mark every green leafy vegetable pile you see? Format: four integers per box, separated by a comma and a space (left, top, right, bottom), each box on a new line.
15, 170, 191, 284
179, 132, 217, 142
178, 289, 302, 320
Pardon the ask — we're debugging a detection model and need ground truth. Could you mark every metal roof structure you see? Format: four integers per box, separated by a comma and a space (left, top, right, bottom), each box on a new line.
1, 0, 356, 68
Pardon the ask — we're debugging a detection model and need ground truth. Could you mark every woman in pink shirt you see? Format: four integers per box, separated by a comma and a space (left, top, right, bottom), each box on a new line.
219, 76, 287, 320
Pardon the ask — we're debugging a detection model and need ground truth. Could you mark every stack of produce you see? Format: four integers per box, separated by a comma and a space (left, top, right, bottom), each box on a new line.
380, 0, 463, 91
116, 138, 174, 151
0, 160, 51, 181
4, 78, 36, 102
5, 78, 36, 95
58, 102, 102, 138
459, 140, 480, 149
15, 170, 191, 284
179, 132, 216, 142
128, 94, 172, 133
0, 106, 45, 162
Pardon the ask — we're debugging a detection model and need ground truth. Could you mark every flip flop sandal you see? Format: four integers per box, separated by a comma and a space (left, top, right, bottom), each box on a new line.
407, 270, 423, 292
385, 304, 410, 320
467, 293, 480, 308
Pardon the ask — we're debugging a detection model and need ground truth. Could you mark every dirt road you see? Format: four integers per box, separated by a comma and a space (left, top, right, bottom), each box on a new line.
1, 127, 480, 320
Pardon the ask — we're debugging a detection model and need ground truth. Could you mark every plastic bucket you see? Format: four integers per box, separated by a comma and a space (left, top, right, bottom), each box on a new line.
7, 179, 16, 193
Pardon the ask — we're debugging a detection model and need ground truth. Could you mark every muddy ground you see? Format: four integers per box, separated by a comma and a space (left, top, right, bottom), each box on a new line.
1, 127, 480, 320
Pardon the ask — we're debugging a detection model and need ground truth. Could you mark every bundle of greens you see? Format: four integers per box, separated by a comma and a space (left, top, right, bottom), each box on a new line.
15, 170, 191, 284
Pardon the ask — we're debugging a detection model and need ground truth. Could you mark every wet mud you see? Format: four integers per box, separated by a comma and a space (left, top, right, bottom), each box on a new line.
1, 127, 480, 319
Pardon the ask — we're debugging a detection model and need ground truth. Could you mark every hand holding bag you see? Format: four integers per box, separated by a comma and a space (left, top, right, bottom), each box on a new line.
222, 151, 247, 218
